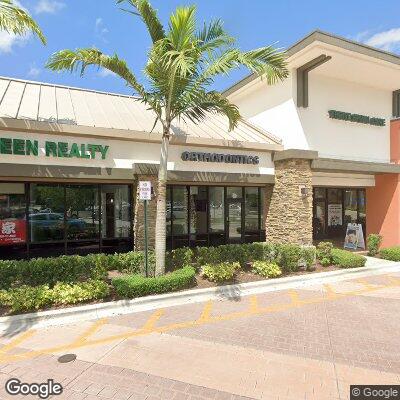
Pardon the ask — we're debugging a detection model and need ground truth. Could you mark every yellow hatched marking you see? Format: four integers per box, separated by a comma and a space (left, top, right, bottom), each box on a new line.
1, 277, 400, 364
386, 276, 400, 285
323, 284, 341, 299
141, 309, 165, 331
248, 296, 259, 313
288, 290, 302, 306
197, 301, 213, 323
0, 330, 36, 357
356, 279, 380, 290
72, 318, 108, 346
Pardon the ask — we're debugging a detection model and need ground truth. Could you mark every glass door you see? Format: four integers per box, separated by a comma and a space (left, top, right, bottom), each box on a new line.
227, 199, 243, 243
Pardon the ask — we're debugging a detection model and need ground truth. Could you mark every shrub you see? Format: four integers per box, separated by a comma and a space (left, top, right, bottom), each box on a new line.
0, 280, 110, 313
112, 266, 196, 298
201, 262, 240, 283
113, 251, 155, 274
367, 234, 383, 256
0, 255, 107, 290
252, 261, 282, 278
196, 244, 249, 267
51, 280, 110, 306
316, 242, 333, 265
331, 249, 366, 268
166, 247, 194, 271
1, 285, 52, 313
276, 244, 302, 273
301, 246, 316, 270
380, 246, 400, 261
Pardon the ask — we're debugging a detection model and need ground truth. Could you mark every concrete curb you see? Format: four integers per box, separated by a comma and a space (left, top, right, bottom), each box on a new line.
1, 259, 399, 332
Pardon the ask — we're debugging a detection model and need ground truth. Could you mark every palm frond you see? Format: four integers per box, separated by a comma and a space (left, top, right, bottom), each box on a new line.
168, 5, 197, 51
196, 19, 234, 53
46, 48, 146, 95
116, 0, 165, 43
183, 91, 240, 131
0, 0, 46, 44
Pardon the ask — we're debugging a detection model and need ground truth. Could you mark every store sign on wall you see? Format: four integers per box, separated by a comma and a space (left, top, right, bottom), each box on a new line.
328, 110, 385, 126
181, 151, 260, 165
0, 220, 26, 245
0, 137, 110, 159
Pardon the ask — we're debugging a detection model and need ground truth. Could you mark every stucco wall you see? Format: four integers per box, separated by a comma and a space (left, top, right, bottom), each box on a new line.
229, 72, 392, 163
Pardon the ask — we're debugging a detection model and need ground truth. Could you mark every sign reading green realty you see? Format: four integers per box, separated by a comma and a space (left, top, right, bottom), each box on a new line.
328, 110, 385, 127
0, 137, 109, 159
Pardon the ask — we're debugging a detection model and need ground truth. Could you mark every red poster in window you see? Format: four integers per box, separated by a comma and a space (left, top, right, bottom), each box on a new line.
0, 220, 26, 245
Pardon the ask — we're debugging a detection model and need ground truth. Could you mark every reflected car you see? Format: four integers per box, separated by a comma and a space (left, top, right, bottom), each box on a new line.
29, 213, 86, 230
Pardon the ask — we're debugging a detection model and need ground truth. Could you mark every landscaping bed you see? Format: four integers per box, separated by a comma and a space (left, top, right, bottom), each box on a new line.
0, 241, 367, 316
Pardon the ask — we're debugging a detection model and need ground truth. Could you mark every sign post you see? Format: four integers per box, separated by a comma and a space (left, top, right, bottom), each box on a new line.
139, 181, 152, 277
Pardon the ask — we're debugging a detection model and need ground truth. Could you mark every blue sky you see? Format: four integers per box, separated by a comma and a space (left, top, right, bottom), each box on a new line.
1, 0, 400, 95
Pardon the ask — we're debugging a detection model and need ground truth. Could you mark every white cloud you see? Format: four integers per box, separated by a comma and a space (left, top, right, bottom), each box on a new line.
97, 68, 116, 78
35, 0, 65, 15
0, 31, 31, 54
95, 17, 109, 42
364, 28, 400, 52
28, 64, 41, 78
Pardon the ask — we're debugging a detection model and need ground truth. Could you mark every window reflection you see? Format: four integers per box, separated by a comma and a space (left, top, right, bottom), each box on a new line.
29, 184, 64, 242
209, 187, 224, 233
66, 185, 99, 240
189, 186, 207, 244
245, 187, 259, 232
344, 189, 358, 224
172, 186, 188, 235
101, 185, 131, 239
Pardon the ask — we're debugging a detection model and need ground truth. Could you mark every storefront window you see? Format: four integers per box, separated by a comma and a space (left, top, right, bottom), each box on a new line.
66, 185, 99, 241
189, 186, 207, 246
260, 187, 266, 231
327, 188, 342, 203
344, 189, 358, 224
101, 185, 131, 239
0, 183, 27, 259
227, 187, 242, 200
209, 187, 224, 233
30, 184, 65, 242
314, 188, 326, 199
358, 190, 366, 226
172, 186, 188, 235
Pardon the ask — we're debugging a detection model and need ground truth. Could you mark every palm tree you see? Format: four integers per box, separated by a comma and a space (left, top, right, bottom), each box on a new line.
0, 0, 46, 44
46, 0, 288, 276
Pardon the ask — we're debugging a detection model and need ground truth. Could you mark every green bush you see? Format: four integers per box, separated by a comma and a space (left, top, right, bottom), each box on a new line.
367, 234, 383, 256
301, 246, 316, 269
112, 251, 156, 274
276, 244, 302, 273
0, 255, 107, 290
201, 262, 240, 283
316, 242, 333, 265
166, 247, 194, 271
0, 280, 110, 313
380, 246, 400, 261
331, 249, 366, 268
112, 266, 196, 298
51, 280, 110, 306
252, 261, 282, 278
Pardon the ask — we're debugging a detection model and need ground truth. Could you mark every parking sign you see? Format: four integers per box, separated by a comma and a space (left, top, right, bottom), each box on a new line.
139, 181, 152, 200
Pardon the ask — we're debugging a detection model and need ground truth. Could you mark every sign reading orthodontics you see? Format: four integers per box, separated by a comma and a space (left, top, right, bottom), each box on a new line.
0, 137, 109, 159
328, 110, 386, 127
181, 151, 260, 165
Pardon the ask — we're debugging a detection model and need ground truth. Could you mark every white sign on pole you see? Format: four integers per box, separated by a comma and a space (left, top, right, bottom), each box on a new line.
139, 181, 152, 201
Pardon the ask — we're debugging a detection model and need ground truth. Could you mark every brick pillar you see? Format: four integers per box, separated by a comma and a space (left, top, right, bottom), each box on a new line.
266, 157, 313, 245
134, 174, 158, 250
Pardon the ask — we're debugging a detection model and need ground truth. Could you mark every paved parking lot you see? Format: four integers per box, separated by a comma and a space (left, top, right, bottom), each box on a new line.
1, 270, 400, 400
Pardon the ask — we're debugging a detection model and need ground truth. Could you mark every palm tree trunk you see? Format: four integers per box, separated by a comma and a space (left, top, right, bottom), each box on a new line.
155, 129, 170, 276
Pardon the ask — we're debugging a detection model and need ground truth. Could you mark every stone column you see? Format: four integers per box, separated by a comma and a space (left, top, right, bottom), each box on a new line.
134, 174, 158, 250
265, 150, 316, 245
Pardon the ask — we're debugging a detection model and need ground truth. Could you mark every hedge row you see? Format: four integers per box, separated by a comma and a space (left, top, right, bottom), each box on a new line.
112, 266, 196, 298
0, 280, 109, 313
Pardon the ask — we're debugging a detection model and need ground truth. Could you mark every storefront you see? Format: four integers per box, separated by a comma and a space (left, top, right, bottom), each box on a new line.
166, 185, 265, 249
313, 187, 366, 240
0, 182, 133, 259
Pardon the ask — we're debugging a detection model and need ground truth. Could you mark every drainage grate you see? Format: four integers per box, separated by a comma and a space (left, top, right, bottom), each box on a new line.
57, 354, 77, 364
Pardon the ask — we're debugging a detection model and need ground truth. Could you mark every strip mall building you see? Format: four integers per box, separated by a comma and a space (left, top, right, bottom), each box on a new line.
1, 30, 400, 259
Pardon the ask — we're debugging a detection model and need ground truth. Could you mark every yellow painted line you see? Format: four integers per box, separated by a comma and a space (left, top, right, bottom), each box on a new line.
248, 295, 259, 313
356, 279, 381, 290
1, 279, 400, 364
386, 276, 400, 285
0, 330, 36, 357
72, 318, 108, 346
323, 284, 343, 299
288, 290, 302, 306
197, 301, 213, 323
141, 309, 165, 331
